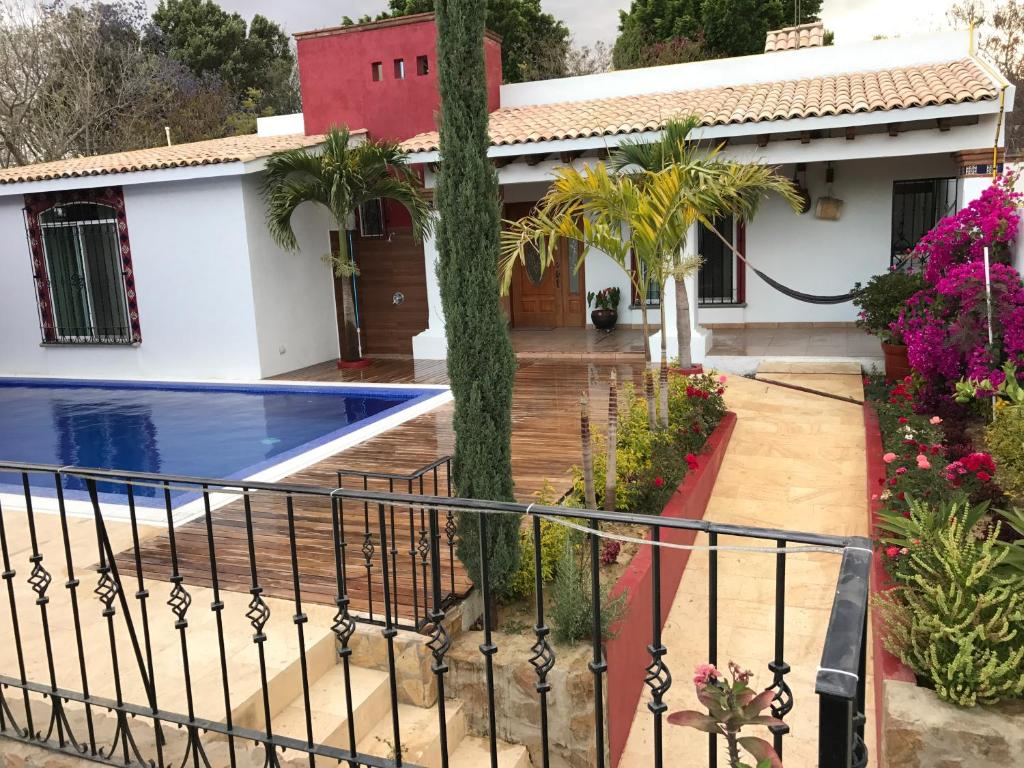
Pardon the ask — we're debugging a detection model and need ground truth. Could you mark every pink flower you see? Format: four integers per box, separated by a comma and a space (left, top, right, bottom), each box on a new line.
929, 416, 943, 425
685, 453, 699, 471
693, 663, 720, 687
883, 452, 897, 463
885, 546, 900, 558
718, 375, 728, 384
916, 455, 931, 470
654, 476, 665, 488
896, 467, 907, 475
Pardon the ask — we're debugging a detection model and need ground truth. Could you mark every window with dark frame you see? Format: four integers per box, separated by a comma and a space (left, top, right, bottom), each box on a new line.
416, 55, 429, 75
371, 61, 383, 81
891, 178, 958, 268
697, 215, 739, 304
25, 188, 139, 345
393, 58, 405, 79
630, 253, 661, 307
358, 199, 386, 237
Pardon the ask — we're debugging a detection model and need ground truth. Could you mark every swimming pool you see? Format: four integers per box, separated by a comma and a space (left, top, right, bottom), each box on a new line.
0, 377, 450, 515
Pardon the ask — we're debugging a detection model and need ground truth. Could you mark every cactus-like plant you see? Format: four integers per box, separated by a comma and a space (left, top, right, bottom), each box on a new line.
581, 393, 597, 509
876, 510, 1024, 706
605, 370, 618, 511
668, 661, 783, 768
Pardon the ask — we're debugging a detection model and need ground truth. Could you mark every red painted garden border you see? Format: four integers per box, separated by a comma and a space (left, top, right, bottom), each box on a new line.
862, 404, 916, 766
605, 410, 737, 768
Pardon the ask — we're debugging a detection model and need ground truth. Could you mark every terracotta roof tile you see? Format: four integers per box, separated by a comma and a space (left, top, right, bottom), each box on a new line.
401, 59, 996, 154
765, 22, 825, 52
0, 132, 332, 185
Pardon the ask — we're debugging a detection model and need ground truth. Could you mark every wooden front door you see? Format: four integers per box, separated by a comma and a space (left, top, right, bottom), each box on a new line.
506, 203, 585, 328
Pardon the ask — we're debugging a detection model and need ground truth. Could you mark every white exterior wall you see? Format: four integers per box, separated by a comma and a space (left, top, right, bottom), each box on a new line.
0, 176, 267, 380
700, 153, 959, 326
240, 175, 338, 377
256, 113, 306, 137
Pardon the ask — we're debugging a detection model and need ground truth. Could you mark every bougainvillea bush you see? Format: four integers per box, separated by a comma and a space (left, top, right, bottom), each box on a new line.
892, 174, 1024, 409
915, 173, 1020, 284
894, 260, 1024, 408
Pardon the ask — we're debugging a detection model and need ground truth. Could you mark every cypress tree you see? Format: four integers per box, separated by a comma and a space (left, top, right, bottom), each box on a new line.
434, 0, 520, 596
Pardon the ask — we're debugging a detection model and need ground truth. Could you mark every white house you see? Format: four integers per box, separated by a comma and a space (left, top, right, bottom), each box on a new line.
400, 25, 1015, 364
0, 16, 1014, 380
0, 133, 342, 380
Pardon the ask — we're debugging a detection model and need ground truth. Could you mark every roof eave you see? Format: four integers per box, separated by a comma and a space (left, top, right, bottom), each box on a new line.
403, 97, 1003, 164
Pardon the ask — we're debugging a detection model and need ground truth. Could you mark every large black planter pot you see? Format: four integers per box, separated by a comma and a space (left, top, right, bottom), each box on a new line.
591, 308, 618, 331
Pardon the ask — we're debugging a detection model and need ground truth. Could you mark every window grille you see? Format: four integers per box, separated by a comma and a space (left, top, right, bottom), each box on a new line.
25, 188, 139, 345
891, 178, 957, 269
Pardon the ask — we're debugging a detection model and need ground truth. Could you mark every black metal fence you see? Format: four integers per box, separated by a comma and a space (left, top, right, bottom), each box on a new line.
0, 462, 871, 768
336, 458, 457, 631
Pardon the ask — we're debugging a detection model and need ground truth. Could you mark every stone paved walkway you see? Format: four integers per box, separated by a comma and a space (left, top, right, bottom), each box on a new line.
619, 372, 872, 767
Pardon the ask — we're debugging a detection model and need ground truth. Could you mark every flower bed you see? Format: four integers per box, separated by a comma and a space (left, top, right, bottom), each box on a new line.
864, 374, 1024, 764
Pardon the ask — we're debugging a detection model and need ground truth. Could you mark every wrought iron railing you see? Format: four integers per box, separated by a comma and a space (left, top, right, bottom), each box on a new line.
0, 462, 871, 768
336, 458, 456, 631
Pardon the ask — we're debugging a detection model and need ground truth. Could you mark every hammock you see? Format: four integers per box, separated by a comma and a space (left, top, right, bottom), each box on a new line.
750, 267, 860, 305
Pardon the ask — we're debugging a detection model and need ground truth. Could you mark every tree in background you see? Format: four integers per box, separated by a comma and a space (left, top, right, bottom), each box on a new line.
613, 0, 824, 69
951, 0, 1024, 154
0, 0, 235, 166
346, 0, 570, 83
150, 0, 299, 118
434, 0, 521, 596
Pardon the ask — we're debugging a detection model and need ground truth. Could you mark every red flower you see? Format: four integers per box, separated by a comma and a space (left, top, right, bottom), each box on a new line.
685, 453, 699, 471
886, 546, 900, 558
654, 476, 665, 488
977, 471, 992, 482
898, 417, 909, 424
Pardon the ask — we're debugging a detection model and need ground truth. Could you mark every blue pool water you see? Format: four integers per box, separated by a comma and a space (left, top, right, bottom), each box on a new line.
0, 378, 444, 505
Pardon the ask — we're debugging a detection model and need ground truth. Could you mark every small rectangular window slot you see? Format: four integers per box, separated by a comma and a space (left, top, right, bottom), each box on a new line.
371, 61, 383, 81
394, 58, 405, 79
416, 55, 429, 75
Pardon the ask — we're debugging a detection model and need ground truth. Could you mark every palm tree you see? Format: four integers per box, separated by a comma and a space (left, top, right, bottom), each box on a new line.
262, 126, 432, 362
499, 161, 697, 427
610, 116, 801, 370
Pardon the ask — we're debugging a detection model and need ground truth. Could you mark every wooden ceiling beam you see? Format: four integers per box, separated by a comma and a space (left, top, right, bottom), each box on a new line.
800, 131, 811, 144
493, 155, 517, 168
937, 118, 951, 132
756, 134, 769, 148
887, 123, 900, 137
845, 126, 856, 141
525, 153, 550, 166
559, 150, 583, 164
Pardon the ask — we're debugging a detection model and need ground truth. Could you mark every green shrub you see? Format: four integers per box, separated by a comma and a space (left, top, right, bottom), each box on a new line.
876, 505, 1024, 707
567, 373, 726, 515
852, 270, 927, 343
986, 405, 1024, 505
506, 517, 570, 600
550, 530, 625, 645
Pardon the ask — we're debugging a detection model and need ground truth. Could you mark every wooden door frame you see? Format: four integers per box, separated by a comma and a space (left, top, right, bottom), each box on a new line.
505, 201, 586, 328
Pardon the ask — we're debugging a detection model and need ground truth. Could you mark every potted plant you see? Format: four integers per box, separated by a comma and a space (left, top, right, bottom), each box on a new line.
588, 287, 621, 331
852, 270, 925, 381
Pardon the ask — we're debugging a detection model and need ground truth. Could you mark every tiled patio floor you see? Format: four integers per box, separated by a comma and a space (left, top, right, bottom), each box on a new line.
619, 372, 872, 767
510, 326, 649, 361
709, 326, 881, 358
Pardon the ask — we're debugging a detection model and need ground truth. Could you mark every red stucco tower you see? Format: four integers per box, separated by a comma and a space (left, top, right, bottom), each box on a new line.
295, 13, 503, 142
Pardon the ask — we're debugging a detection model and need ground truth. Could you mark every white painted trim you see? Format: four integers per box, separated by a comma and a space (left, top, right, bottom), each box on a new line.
0, 161, 253, 197
0, 380, 453, 527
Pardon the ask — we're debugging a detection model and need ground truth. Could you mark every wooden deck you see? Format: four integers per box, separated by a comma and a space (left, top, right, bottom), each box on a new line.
117, 358, 648, 620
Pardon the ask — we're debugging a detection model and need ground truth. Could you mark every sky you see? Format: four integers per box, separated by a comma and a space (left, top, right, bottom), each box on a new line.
153, 0, 963, 47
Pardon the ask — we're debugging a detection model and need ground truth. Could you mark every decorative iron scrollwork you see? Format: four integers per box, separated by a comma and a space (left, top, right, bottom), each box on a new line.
28, 556, 52, 605
444, 511, 457, 547
361, 531, 375, 566
529, 627, 555, 693
94, 568, 118, 616
167, 578, 191, 629
644, 643, 671, 714
332, 597, 356, 650
246, 587, 270, 642
416, 527, 430, 563
766, 660, 793, 734
426, 612, 451, 674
